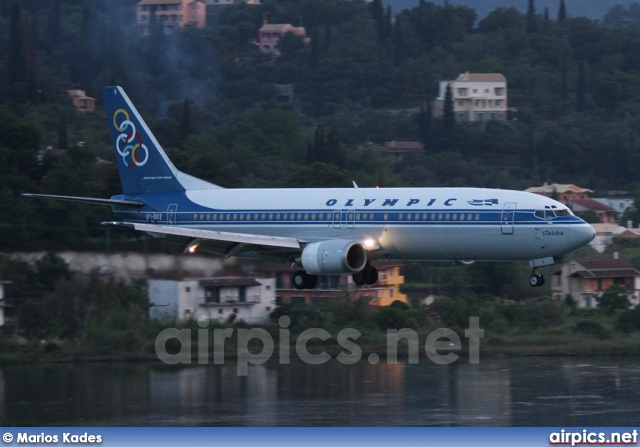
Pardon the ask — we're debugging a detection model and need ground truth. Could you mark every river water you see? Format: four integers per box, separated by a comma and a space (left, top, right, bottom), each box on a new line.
2, 357, 640, 426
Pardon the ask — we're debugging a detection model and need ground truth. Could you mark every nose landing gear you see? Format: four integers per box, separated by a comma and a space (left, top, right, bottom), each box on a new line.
529, 270, 545, 287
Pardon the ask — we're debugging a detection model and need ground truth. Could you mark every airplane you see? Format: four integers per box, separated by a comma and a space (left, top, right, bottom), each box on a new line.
23, 86, 596, 289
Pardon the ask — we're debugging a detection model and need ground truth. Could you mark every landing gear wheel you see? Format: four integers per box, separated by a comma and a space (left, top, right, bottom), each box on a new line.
352, 271, 367, 286
353, 265, 379, 286
292, 271, 318, 290
529, 272, 545, 287
306, 274, 318, 289
293, 271, 307, 290
365, 266, 378, 285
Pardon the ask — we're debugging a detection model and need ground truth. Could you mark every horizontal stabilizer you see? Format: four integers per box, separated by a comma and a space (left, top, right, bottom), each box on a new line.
22, 193, 144, 207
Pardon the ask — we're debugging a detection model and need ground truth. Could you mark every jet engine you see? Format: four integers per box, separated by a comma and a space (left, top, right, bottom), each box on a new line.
300, 240, 367, 275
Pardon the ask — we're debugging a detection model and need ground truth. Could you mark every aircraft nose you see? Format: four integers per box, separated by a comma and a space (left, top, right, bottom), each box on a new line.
572, 222, 596, 249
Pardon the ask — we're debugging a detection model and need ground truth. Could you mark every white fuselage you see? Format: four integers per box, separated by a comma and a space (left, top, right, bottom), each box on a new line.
118, 187, 596, 263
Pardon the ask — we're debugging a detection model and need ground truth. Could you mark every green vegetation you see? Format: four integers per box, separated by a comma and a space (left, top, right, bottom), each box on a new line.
5, 1, 640, 360
3, 1, 640, 248
3, 253, 640, 362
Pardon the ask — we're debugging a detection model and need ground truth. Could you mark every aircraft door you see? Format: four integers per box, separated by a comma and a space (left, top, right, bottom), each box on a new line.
167, 203, 178, 225
333, 210, 341, 229
501, 202, 516, 235
345, 210, 355, 229
333, 210, 355, 229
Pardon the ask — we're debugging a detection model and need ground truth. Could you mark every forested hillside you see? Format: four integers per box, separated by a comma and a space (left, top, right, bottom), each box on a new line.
2, 0, 640, 250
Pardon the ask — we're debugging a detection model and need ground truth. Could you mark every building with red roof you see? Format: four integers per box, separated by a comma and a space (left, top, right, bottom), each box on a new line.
258, 19, 306, 55
552, 257, 640, 308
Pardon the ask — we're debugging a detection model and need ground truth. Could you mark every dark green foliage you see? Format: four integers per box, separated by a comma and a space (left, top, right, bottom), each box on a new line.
35, 251, 73, 293
269, 302, 329, 333
495, 299, 566, 327
429, 296, 480, 327
558, 0, 567, 22
442, 83, 455, 143
520, 300, 566, 327
375, 305, 418, 331
526, 0, 537, 33
616, 307, 640, 332
1, 252, 147, 346
578, 210, 600, 224
574, 320, 609, 340
597, 284, 632, 314
4, 0, 640, 253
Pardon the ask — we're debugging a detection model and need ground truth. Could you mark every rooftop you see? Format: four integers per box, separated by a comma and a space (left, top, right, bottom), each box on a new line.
455, 72, 507, 82
138, 0, 184, 5
569, 258, 640, 278
199, 278, 262, 288
525, 183, 594, 195
569, 199, 618, 213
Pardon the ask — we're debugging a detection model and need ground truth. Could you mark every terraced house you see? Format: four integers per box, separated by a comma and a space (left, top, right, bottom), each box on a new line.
552, 257, 640, 308
136, 0, 206, 35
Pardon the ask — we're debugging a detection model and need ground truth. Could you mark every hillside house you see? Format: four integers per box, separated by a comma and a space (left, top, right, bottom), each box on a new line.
568, 199, 619, 224
525, 183, 593, 203
436, 72, 509, 122
148, 276, 275, 324
551, 257, 640, 308
68, 90, 95, 113
0, 281, 9, 327
593, 198, 634, 215
256, 263, 408, 307
378, 141, 424, 162
136, 0, 206, 35
258, 19, 306, 55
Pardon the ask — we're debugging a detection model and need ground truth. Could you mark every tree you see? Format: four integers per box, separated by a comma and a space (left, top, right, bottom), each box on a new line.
543, 7, 550, 29
442, 83, 455, 143
8, 1, 24, 87
286, 162, 351, 187
526, 0, 537, 33
179, 99, 193, 142
418, 102, 434, 152
558, 0, 567, 22
22, 13, 38, 102
597, 284, 631, 315
369, 0, 387, 43
577, 59, 586, 113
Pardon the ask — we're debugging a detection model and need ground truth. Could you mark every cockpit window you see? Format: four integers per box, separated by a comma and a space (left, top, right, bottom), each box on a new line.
535, 210, 554, 219
535, 208, 572, 220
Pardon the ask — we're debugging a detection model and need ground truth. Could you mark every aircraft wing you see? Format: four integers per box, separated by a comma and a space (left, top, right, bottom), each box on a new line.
111, 222, 302, 260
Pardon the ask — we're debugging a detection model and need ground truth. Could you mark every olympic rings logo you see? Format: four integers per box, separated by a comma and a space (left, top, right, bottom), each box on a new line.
113, 108, 149, 168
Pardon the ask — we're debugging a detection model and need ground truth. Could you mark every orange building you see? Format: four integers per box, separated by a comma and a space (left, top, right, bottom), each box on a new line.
136, 0, 206, 35
258, 19, 306, 55
68, 90, 96, 112
255, 263, 407, 307
525, 183, 593, 203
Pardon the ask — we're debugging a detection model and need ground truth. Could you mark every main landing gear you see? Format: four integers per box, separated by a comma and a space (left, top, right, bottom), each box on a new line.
291, 264, 380, 290
529, 270, 545, 287
352, 263, 378, 286
292, 271, 318, 290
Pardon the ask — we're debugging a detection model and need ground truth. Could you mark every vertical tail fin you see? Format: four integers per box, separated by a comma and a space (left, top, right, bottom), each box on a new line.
102, 86, 221, 195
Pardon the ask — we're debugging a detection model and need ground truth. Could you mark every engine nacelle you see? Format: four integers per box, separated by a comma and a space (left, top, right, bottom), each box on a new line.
300, 240, 367, 275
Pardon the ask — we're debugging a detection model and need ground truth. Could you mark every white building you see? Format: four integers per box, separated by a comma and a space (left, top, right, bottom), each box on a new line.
203, 0, 259, 5
0, 282, 8, 327
436, 72, 508, 122
592, 198, 634, 216
149, 277, 275, 324
551, 258, 640, 308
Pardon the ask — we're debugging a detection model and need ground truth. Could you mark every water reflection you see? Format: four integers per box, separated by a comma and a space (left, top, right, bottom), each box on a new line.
1, 358, 640, 426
